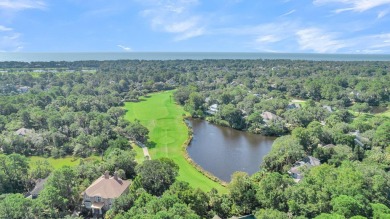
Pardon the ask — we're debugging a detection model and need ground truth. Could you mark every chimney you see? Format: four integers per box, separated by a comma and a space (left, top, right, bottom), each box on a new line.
114, 171, 118, 180
104, 170, 110, 179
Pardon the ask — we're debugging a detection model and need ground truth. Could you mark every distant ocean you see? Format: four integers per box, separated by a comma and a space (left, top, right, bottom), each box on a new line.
1, 52, 390, 62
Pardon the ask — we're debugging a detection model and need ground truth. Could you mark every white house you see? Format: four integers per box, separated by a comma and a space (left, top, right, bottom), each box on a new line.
207, 104, 219, 115
17, 86, 30, 93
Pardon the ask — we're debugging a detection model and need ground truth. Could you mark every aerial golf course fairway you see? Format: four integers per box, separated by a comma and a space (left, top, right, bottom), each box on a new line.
124, 90, 226, 193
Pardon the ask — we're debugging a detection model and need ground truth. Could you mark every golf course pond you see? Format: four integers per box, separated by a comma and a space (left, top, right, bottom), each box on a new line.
186, 118, 276, 182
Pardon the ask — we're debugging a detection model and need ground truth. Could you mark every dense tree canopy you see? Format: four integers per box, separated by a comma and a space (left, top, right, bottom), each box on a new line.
136, 158, 179, 196
0, 59, 388, 218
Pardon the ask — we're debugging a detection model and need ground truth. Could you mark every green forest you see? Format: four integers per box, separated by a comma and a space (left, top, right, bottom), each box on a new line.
0, 59, 389, 219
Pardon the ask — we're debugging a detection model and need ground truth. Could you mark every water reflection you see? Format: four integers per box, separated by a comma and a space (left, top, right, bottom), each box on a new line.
186, 118, 276, 182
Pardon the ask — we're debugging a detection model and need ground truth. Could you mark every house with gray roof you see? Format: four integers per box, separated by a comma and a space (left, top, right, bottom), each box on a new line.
322, 105, 333, 112
17, 86, 30, 93
207, 104, 219, 115
287, 103, 301, 110
322, 144, 336, 149
349, 130, 369, 148
288, 156, 321, 183
261, 111, 282, 123
26, 177, 49, 199
15, 128, 32, 136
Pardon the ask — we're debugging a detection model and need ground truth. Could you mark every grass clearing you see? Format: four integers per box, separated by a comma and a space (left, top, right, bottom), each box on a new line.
29, 156, 100, 170
124, 90, 226, 193
291, 99, 307, 107
349, 108, 390, 121
377, 109, 390, 118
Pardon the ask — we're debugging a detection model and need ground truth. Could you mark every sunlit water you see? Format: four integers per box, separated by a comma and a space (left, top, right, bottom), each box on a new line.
186, 119, 276, 182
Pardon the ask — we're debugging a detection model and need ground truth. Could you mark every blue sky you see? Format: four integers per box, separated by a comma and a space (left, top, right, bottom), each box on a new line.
0, 0, 390, 53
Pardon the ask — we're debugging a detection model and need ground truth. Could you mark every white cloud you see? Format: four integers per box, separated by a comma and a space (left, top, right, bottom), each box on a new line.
313, 0, 390, 13
248, 22, 298, 51
364, 33, 390, 49
280, 9, 296, 17
0, 25, 12, 31
117, 45, 132, 51
0, 0, 46, 11
256, 35, 282, 43
0, 0, 46, 51
164, 18, 199, 33
345, 33, 390, 53
218, 21, 298, 37
174, 27, 204, 41
216, 19, 390, 53
161, 17, 204, 40
214, 21, 299, 51
296, 28, 346, 53
377, 10, 389, 18
248, 23, 348, 53
0, 32, 23, 52
138, 0, 204, 41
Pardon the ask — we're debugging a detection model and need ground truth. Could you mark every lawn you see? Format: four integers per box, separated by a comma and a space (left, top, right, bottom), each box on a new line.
349, 108, 390, 120
377, 109, 390, 118
124, 90, 226, 193
290, 99, 307, 107
29, 156, 100, 170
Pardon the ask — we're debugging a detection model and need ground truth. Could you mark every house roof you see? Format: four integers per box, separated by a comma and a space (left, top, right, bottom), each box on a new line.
323, 144, 335, 148
288, 157, 320, 182
30, 177, 48, 196
261, 111, 281, 121
288, 166, 302, 174
293, 178, 301, 183
238, 215, 256, 219
91, 202, 105, 209
228, 216, 256, 219
15, 128, 32, 136
83, 174, 131, 199
303, 156, 321, 166
322, 105, 332, 112
210, 104, 218, 109
207, 104, 219, 114
287, 103, 301, 109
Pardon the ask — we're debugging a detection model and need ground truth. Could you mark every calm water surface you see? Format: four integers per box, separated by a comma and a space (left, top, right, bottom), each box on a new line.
186, 119, 276, 182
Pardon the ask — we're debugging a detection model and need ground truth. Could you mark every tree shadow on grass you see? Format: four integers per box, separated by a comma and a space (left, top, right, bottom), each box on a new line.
128, 98, 147, 103
146, 141, 157, 149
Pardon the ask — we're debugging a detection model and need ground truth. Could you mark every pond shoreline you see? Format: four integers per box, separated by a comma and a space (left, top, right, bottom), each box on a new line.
181, 117, 228, 186
186, 118, 276, 182
124, 91, 226, 192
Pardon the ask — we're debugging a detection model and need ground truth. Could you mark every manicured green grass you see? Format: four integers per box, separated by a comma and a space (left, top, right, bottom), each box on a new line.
124, 90, 226, 193
349, 109, 390, 120
349, 110, 374, 119
377, 109, 390, 118
290, 99, 307, 107
131, 142, 145, 163
29, 156, 100, 170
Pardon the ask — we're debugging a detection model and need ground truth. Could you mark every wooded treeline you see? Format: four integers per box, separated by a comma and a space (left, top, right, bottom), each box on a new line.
0, 59, 389, 218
